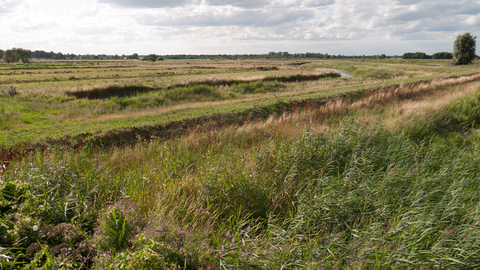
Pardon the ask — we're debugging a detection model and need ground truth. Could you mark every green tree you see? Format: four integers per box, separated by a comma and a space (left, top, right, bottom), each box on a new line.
0, 49, 4, 59
142, 54, 160, 61
4, 49, 17, 63
452, 32, 477, 65
4, 48, 32, 63
432, 52, 453, 59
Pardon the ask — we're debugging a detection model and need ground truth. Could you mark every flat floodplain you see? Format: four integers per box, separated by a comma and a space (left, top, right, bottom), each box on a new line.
4, 58, 480, 268
1, 58, 479, 149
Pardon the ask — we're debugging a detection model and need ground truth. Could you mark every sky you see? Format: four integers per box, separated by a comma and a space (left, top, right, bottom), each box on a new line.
1, 0, 479, 55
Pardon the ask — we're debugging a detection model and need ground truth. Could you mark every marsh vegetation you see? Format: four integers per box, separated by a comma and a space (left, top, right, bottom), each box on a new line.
1, 58, 480, 269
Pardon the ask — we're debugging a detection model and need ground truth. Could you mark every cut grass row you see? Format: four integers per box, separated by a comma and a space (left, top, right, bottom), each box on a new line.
65, 72, 339, 99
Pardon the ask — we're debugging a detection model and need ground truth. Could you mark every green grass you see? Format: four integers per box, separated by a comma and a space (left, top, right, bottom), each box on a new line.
3, 59, 480, 268
4, 88, 480, 268
1, 68, 479, 149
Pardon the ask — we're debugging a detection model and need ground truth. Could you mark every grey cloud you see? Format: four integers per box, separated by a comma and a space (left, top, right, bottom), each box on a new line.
393, 0, 422, 5
385, 1, 480, 21
205, 0, 270, 7
97, 0, 194, 8
424, 18, 467, 32
302, 0, 335, 7
138, 9, 312, 27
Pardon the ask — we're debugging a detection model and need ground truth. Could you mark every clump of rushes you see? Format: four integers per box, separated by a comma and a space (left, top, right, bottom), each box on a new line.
94, 200, 146, 252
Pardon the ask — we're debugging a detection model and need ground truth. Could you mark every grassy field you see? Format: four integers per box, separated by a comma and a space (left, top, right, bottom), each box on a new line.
2, 58, 480, 269
1, 58, 479, 150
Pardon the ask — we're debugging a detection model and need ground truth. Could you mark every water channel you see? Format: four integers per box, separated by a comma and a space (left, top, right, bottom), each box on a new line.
318, 68, 354, 78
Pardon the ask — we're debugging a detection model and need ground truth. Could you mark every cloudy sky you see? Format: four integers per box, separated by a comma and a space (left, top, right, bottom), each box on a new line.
1, 0, 479, 55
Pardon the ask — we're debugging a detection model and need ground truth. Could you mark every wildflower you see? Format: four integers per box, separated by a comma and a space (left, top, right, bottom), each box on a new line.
32, 225, 38, 231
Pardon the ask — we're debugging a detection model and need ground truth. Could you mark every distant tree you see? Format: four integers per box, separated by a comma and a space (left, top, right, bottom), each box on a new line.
143, 54, 160, 61
402, 52, 431, 59
129, 53, 139, 59
0, 50, 4, 59
3, 48, 31, 63
452, 32, 477, 65
17, 48, 32, 63
4, 49, 16, 63
432, 52, 453, 59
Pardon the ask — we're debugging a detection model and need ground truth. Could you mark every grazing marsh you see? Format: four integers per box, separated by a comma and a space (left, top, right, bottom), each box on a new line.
2, 58, 480, 269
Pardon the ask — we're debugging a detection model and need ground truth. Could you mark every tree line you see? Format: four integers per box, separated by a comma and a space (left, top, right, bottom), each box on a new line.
0, 48, 140, 62
0, 48, 33, 63
1, 32, 476, 65
402, 52, 453, 59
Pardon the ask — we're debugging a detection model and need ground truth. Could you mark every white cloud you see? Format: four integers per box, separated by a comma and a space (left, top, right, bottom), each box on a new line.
0, 0, 24, 14
1, 0, 479, 55
73, 26, 116, 35
76, 4, 99, 17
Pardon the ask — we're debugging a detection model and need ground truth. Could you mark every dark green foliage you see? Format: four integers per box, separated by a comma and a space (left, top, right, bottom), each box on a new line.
67, 84, 153, 99
402, 52, 431, 59
229, 81, 283, 94
127, 53, 139, 60
432, 52, 453, 59
452, 32, 477, 65
142, 54, 162, 62
4, 48, 32, 63
263, 73, 340, 82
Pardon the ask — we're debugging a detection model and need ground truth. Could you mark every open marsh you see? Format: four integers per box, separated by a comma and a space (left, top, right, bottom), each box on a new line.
0, 58, 479, 149
2, 58, 480, 269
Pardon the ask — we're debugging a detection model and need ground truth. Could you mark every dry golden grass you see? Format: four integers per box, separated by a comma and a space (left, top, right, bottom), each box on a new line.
179, 73, 480, 146
78, 71, 480, 228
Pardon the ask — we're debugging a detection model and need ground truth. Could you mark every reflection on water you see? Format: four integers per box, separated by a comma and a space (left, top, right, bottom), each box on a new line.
318, 68, 354, 78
